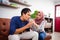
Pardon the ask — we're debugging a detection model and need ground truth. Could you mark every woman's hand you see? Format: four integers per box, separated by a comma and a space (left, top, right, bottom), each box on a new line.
32, 20, 39, 28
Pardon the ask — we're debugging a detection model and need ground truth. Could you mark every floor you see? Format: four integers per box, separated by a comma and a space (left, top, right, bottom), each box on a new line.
52, 32, 60, 40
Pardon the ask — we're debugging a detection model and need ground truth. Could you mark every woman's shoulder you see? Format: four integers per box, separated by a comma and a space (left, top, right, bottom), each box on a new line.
42, 19, 47, 23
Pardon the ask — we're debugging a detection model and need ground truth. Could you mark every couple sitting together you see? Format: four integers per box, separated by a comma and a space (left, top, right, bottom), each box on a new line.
8, 8, 46, 40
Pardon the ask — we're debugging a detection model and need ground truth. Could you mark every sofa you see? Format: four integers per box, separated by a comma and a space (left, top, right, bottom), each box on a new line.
0, 18, 51, 40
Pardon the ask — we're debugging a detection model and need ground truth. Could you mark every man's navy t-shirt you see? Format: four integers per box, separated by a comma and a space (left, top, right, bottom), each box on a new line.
9, 16, 29, 35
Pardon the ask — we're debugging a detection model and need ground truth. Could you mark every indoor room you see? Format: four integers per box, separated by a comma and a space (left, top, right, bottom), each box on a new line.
0, 0, 60, 40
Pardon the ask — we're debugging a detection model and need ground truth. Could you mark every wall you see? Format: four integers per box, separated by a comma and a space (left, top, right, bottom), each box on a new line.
27, 0, 54, 18
54, 1, 60, 5
0, 0, 54, 18
0, 0, 54, 32
0, 5, 27, 19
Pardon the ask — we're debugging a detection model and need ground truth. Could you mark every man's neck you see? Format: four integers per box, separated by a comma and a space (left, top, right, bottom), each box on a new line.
20, 16, 25, 21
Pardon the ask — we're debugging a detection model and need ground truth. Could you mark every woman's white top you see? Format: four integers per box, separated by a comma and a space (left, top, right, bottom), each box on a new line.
31, 20, 47, 32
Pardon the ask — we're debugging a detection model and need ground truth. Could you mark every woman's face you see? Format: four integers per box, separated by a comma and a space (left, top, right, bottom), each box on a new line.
36, 12, 43, 19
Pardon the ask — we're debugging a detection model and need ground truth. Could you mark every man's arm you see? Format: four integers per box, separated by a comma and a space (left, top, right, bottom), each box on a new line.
14, 21, 33, 34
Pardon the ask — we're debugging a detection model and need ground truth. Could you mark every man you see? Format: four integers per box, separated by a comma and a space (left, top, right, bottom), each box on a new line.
8, 8, 38, 40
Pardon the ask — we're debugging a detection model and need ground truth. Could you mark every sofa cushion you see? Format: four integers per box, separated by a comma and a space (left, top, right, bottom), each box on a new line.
0, 18, 10, 36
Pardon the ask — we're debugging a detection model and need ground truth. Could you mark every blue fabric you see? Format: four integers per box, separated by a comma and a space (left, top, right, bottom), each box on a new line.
39, 32, 46, 40
9, 16, 29, 35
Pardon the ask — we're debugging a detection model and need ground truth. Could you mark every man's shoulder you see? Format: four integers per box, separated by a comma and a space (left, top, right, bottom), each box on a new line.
12, 16, 20, 18
11, 16, 20, 19
11, 16, 20, 22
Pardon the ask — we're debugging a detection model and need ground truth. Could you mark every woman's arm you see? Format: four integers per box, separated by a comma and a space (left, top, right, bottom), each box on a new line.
32, 20, 39, 28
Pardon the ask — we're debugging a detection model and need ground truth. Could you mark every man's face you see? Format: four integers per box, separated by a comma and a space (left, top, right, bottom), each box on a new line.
23, 11, 31, 21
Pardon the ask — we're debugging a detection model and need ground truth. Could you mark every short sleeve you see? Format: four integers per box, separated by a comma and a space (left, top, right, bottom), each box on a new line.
9, 18, 17, 35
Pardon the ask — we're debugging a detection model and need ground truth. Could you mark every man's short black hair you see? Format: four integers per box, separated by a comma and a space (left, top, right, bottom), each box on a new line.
21, 8, 31, 15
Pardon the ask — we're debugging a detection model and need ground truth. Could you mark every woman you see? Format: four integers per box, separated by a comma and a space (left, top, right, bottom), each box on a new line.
31, 11, 46, 40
